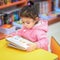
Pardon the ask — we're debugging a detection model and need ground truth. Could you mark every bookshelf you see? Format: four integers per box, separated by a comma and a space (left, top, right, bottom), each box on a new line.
42, 0, 52, 12
32, 0, 52, 12
48, 0, 60, 12
35, 0, 60, 25
33, 0, 52, 14
48, 0, 52, 12
48, 0, 60, 25
0, 0, 28, 39
0, 0, 28, 9
0, 0, 28, 27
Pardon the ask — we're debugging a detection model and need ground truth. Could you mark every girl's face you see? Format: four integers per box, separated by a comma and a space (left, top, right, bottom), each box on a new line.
21, 17, 37, 29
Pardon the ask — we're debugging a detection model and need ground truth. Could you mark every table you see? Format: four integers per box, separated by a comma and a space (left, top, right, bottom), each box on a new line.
0, 39, 58, 60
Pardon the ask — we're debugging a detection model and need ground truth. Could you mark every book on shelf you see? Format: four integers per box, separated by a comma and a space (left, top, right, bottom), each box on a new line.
0, 0, 19, 6
6, 36, 34, 50
39, 1, 49, 14
0, 14, 4, 26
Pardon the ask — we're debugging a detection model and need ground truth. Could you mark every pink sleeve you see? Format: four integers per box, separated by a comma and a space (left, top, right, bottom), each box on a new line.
35, 30, 49, 51
40, 20, 48, 32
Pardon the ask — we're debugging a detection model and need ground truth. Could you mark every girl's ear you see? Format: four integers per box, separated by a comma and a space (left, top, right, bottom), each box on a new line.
34, 17, 39, 23
35, 17, 39, 21
34, 17, 39, 22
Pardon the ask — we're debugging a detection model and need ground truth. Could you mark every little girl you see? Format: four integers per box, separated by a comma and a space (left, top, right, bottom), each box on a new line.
9, 3, 48, 52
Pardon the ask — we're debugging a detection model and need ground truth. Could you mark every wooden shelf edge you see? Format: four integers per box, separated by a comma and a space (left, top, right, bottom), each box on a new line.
0, 0, 27, 9
48, 17, 60, 25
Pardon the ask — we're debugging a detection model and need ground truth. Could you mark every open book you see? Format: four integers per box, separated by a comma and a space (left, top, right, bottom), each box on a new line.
6, 36, 33, 50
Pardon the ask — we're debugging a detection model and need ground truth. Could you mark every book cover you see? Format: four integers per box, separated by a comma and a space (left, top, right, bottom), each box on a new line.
6, 36, 34, 50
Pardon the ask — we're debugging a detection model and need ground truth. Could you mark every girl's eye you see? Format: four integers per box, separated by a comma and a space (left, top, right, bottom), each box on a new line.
22, 22, 24, 24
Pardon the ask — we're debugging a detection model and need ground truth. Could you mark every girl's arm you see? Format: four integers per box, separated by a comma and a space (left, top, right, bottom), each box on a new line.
35, 30, 49, 51
6, 29, 22, 37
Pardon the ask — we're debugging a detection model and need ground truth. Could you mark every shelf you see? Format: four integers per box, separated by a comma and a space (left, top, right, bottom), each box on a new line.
48, 0, 52, 12
0, 0, 27, 9
48, 17, 60, 25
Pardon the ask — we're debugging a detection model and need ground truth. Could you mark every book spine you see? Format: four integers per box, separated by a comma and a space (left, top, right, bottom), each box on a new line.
0, 0, 5, 6
0, 15, 4, 26
45, 1, 48, 14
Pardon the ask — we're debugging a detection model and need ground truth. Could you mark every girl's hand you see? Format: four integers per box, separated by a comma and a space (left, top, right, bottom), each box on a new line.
26, 43, 37, 52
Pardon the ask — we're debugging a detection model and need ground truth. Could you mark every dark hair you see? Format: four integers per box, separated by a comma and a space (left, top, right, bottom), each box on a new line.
20, 2, 39, 19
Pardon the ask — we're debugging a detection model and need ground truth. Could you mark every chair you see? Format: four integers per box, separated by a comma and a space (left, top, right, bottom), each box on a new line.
50, 36, 60, 60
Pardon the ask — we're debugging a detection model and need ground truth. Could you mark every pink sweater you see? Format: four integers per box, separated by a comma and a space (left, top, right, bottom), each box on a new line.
11, 20, 48, 50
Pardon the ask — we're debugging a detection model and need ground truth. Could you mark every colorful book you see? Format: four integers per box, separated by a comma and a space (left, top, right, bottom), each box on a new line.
6, 36, 34, 50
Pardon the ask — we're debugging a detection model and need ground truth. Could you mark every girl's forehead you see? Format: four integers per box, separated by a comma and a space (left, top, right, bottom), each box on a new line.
22, 17, 33, 21
22, 17, 33, 19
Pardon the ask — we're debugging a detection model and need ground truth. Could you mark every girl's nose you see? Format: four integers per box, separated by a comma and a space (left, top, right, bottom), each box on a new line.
24, 23, 27, 27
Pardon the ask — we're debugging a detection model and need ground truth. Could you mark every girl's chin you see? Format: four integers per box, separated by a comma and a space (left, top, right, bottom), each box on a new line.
26, 27, 32, 29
